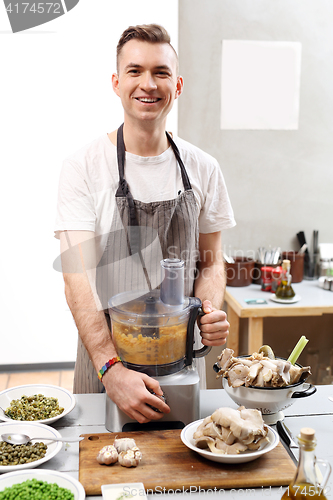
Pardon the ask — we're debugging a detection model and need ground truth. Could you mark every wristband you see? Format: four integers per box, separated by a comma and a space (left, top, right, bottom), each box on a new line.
98, 356, 122, 381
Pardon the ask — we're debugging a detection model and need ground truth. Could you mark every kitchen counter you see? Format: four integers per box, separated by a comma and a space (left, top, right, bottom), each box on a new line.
45, 386, 333, 499
224, 280, 333, 355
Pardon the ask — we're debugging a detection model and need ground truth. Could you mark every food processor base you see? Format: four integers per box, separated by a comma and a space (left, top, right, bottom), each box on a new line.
105, 366, 200, 432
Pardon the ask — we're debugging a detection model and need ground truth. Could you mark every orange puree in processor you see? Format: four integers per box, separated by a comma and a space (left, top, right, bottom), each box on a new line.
112, 322, 187, 365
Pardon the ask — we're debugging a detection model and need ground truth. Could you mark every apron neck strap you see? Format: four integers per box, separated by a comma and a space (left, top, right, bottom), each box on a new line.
116, 123, 128, 197
165, 131, 192, 191
116, 124, 192, 197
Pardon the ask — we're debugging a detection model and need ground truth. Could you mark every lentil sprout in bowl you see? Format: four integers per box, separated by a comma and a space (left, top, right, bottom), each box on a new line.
0, 385, 76, 425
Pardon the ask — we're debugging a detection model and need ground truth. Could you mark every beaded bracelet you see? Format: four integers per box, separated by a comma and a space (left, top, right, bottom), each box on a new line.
98, 356, 122, 381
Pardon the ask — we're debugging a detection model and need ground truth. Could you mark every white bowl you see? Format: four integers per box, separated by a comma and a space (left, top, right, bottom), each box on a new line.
0, 421, 63, 472
102, 483, 146, 500
0, 469, 85, 499
0, 384, 76, 424
180, 419, 279, 464
222, 376, 316, 425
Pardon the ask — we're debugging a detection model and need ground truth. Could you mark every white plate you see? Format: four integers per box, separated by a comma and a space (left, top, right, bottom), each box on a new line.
102, 482, 146, 500
0, 384, 76, 424
180, 419, 279, 464
0, 469, 85, 499
0, 421, 62, 472
270, 294, 301, 304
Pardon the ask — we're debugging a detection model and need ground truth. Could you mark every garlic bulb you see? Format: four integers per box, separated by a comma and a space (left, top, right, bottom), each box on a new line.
118, 446, 142, 467
96, 445, 118, 465
113, 437, 137, 453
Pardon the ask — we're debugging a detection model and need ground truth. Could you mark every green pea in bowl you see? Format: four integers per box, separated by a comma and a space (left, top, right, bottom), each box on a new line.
0, 469, 85, 499
0, 384, 76, 425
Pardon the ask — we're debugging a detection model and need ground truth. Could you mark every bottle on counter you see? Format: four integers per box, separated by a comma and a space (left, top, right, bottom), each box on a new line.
272, 265, 283, 293
275, 259, 295, 299
281, 428, 331, 500
261, 266, 273, 292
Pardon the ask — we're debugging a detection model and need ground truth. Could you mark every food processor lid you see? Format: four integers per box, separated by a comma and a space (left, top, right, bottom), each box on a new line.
108, 289, 191, 317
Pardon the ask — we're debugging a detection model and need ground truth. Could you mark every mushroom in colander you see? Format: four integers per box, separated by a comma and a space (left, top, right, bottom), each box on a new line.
215, 347, 311, 388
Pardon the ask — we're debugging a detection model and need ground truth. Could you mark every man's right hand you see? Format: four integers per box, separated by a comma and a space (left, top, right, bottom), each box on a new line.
102, 362, 171, 423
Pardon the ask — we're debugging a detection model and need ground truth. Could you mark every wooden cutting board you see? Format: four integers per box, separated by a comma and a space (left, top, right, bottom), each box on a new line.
79, 430, 296, 496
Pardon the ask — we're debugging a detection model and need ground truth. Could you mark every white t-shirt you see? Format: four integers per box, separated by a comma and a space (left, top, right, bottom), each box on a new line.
55, 133, 236, 256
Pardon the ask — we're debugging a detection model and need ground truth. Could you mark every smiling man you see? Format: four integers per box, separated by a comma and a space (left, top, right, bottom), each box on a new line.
112, 39, 182, 132
55, 24, 236, 424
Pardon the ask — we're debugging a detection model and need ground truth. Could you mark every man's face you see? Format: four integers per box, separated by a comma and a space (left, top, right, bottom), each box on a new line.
112, 40, 183, 127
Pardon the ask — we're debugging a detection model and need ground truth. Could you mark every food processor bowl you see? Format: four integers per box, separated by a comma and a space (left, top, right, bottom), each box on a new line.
108, 259, 211, 377
108, 289, 205, 376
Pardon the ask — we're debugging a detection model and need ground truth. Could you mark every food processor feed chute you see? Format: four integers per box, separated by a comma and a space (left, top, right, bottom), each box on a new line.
160, 258, 185, 307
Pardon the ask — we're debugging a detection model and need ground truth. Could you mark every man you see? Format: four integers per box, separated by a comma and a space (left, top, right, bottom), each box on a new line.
55, 24, 235, 424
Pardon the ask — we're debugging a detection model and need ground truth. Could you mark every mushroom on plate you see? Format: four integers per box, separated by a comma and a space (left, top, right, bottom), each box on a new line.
193, 406, 269, 455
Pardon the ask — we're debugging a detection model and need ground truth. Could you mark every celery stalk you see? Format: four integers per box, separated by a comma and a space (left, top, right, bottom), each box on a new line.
287, 336, 309, 365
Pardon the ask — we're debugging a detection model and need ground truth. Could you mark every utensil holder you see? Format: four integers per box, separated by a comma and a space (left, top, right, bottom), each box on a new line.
226, 258, 255, 287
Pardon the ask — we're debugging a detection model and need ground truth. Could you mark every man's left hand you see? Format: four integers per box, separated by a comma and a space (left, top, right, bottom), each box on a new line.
198, 300, 229, 346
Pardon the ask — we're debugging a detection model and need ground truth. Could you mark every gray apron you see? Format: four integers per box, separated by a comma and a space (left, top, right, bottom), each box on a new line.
73, 125, 206, 393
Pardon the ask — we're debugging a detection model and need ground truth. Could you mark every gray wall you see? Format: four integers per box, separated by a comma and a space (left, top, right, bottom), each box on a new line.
178, 0, 333, 389
178, 0, 333, 256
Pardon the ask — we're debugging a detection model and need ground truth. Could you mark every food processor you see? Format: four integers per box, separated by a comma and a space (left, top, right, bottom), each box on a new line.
105, 258, 211, 432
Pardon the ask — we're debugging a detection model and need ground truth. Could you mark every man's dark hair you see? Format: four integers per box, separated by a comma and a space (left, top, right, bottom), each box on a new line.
116, 24, 177, 71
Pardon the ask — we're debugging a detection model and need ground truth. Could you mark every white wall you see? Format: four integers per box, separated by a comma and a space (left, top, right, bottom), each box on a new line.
0, 0, 178, 365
